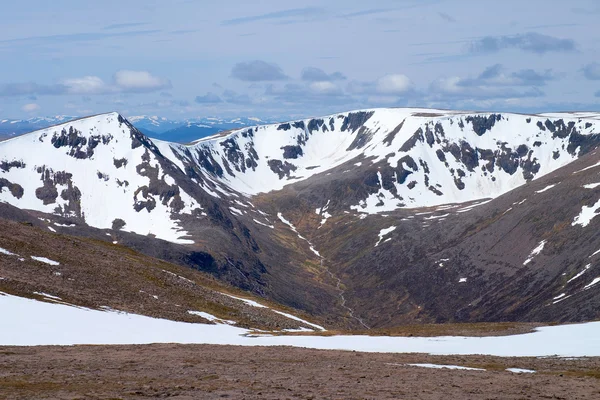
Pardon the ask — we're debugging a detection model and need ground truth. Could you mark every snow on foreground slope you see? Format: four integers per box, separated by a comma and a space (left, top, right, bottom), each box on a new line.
2, 293, 600, 357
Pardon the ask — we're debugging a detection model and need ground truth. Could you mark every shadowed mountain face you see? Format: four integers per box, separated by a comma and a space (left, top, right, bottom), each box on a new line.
1, 108, 600, 328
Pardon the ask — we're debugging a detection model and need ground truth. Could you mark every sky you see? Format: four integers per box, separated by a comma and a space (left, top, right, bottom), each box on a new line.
0, 0, 599, 120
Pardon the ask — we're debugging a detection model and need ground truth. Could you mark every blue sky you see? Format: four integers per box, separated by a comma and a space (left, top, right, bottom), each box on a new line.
1, 0, 599, 120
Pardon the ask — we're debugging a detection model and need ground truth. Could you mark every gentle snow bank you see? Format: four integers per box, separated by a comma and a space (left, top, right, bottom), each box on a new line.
506, 368, 536, 373
2, 293, 600, 356
402, 363, 485, 371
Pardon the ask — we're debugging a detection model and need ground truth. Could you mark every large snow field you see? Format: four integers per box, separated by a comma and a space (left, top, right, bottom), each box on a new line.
1, 292, 599, 357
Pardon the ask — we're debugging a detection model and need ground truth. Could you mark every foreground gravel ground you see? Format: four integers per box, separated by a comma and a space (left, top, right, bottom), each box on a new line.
1, 344, 599, 399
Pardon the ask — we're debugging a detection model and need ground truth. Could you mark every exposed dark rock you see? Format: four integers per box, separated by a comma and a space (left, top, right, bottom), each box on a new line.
241, 128, 254, 139
533, 141, 542, 147
478, 148, 495, 173
59, 184, 82, 219
399, 128, 423, 152
526, 118, 531, 123
553, 151, 560, 160
97, 172, 109, 181
35, 180, 58, 205
383, 120, 405, 146
307, 119, 324, 134
516, 144, 529, 157
185, 251, 220, 274
0, 178, 24, 199
544, 119, 556, 133
112, 218, 126, 230
340, 111, 374, 132
465, 114, 501, 136
434, 122, 445, 140
0, 160, 25, 172
537, 121, 546, 131
585, 122, 593, 129
495, 145, 519, 175
521, 154, 540, 180
281, 145, 303, 159
395, 155, 418, 184
454, 177, 465, 190
113, 158, 128, 169
424, 125, 435, 147
347, 126, 374, 151
567, 131, 600, 155
277, 123, 291, 131
51, 126, 112, 159
435, 149, 446, 162
292, 121, 305, 130
194, 147, 224, 177
419, 159, 430, 174
429, 186, 443, 196
407, 181, 417, 189
267, 160, 297, 179
459, 141, 479, 171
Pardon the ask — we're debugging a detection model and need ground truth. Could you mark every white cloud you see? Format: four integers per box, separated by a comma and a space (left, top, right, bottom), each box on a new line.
61, 76, 109, 95
375, 74, 413, 95
309, 81, 341, 95
21, 103, 40, 112
113, 70, 172, 92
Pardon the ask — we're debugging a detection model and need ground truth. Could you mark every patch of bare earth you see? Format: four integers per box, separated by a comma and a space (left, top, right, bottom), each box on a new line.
0, 345, 598, 399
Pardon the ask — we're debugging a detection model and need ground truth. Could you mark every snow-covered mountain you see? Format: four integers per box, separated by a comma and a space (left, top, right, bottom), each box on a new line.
128, 115, 271, 135
169, 108, 600, 210
0, 116, 77, 138
2, 108, 600, 328
1, 108, 599, 244
1, 115, 276, 144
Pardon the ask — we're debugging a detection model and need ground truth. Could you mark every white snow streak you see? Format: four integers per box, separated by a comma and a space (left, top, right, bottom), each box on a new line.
523, 240, 546, 266
30, 256, 60, 266
375, 226, 396, 247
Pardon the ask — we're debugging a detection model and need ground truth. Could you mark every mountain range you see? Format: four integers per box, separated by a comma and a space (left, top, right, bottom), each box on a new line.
1, 108, 600, 329
0, 115, 277, 144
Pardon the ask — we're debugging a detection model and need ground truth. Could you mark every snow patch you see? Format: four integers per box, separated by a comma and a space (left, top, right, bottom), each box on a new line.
375, 226, 396, 247
584, 183, 600, 189
523, 240, 546, 265
30, 256, 60, 266
568, 264, 592, 283
402, 363, 485, 371
187, 310, 236, 325
506, 368, 536, 374
583, 277, 600, 290
572, 199, 600, 227
0, 247, 16, 256
33, 292, 62, 300
535, 183, 558, 193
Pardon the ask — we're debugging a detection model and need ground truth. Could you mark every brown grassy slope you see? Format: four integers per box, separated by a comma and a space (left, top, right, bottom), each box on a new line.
0, 217, 325, 331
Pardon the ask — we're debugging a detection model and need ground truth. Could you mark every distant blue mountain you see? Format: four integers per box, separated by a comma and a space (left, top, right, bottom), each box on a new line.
0, 115, 279, 143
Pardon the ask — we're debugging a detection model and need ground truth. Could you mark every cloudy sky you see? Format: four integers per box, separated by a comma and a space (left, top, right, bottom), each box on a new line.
1, 0, 599, 120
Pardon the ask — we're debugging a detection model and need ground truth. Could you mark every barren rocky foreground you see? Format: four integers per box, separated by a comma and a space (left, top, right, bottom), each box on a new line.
1, 344, 598, 399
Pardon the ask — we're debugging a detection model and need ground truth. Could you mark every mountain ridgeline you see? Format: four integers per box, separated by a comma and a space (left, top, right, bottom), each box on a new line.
1, 108, 600, 328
